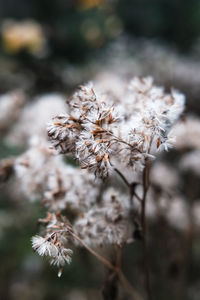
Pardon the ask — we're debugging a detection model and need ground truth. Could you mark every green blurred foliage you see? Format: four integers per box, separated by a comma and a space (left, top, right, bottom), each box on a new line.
117, 0, 200, 51
0, 0, 200, 63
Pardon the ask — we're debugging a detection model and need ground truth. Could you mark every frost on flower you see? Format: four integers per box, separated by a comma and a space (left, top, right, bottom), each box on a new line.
48, 77, 185, 178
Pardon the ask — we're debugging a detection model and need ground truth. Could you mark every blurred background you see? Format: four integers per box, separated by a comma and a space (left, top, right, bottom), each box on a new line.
0, 1, 200, 299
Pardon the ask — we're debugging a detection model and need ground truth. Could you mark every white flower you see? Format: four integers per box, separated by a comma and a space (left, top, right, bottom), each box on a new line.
50, 248, 73, 267
74, 188, 132, 246
47, 78, 185, 178
32, 231, 73, 277
31, 235, 58, 256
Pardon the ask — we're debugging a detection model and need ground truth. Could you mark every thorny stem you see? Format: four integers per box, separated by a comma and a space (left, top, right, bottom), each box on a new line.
70, 230, 140, 300
141, 158, 151, 300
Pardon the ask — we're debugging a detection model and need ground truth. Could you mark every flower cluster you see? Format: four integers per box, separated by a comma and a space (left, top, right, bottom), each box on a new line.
14, 143, 100, 210
48, 78, 185, 178
0, 76, 187, 279
47, 82, 120, 177
74, 188, 133, 247
31, 213, 73, 277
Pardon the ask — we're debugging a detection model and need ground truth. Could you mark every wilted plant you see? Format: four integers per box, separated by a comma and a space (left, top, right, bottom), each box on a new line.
31, 77, 184, 299
0, 77, 186, 299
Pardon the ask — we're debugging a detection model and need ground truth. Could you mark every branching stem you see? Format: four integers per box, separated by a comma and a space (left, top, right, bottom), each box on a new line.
70, 230, 141, 300
114, 167, 130, 188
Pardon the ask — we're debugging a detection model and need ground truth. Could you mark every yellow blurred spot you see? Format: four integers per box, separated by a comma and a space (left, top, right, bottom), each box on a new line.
2, 20, 45, 55
77, 0, 105, 10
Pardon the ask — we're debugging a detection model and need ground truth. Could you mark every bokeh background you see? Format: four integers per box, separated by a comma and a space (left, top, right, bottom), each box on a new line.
1, 1, 200, 299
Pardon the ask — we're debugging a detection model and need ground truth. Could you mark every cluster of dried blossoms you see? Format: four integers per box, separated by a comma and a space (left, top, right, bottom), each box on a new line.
30, 76, 183, 276
0, 77, 186, 284
47, 78, 184, 178
31, 213, 73, 277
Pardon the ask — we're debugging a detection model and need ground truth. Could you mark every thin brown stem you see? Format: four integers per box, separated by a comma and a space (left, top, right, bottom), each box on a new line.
70, 230, 141, 300
114, 168, 130, 188
102, 245, 122, 300
134, 192, 142, 203
141, 158, 151, 300
118, 270, 140, 300
113, 247, 140, 299
115, 245, 122, 269
114, 168, 142, 203
71, 231, 115, 271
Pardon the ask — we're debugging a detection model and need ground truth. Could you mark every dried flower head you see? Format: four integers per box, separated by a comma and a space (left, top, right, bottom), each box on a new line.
32, 213, 73, 277
48, 77, 185, 178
